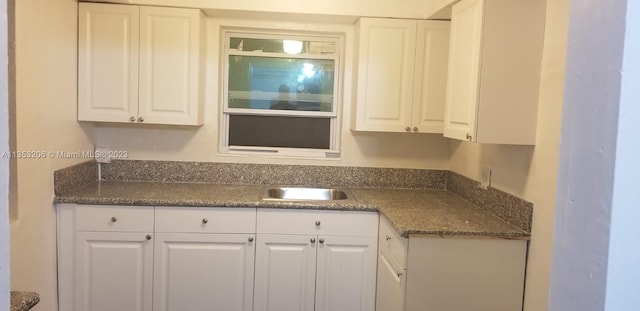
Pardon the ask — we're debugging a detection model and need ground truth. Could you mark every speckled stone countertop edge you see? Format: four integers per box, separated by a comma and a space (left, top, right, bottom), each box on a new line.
53, 196, 378, 212
54, 182, 530, 240
378, 209, 530, 240
10, 291, 39, 311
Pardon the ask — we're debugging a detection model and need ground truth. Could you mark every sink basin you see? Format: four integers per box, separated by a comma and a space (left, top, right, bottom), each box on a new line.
262, 186, 350, 201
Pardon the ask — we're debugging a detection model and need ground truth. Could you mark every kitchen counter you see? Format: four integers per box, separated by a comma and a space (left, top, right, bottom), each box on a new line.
55, 181, 529, 239
10, 291, 39, 311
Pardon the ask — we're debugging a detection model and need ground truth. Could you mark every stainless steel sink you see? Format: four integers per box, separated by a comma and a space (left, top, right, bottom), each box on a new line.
262, 186, 350, 201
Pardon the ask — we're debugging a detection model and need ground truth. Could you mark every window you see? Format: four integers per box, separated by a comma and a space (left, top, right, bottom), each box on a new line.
221, 30, 343, 158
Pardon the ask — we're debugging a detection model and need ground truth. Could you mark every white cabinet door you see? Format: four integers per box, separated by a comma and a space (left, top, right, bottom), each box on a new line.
376, 252, 406, 311
405, 237, 527, 311
139, 6, 204, 125
315, 236, 378, 311
412, 20, 450, 133
254, 234, 317, 311
75, 231, 153, 311
78, 3, 139, 123
353, 18, 417, 132
443, 0, 483, 142
153, 233, 255, 311
443, 0, 545, 144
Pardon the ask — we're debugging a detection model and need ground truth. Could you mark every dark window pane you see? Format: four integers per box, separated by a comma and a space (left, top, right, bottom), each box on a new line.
229, 115, 331, 149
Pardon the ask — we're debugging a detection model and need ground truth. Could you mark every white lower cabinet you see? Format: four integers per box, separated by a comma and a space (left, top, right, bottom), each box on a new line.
376, 215, 528, 311
58, 205, 378, 311
255, 209, 379, 311
376, 252, 406, 311
75, 231, 154, 311
315, 235, 378, 311
254, 234, 317, 311
153, 233, 255, 311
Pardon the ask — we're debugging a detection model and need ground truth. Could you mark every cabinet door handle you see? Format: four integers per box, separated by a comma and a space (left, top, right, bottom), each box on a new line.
202, 218, 208, 224
466, 133, 472, 141
248, 236, 254, 242
146, 235, 152, 240
385, 235, 391, 241
413, 127, 418, 132
129, 117, 136, 122
405, 126, 411, 132
397, 271, 403, 278
310, 238, 316, 243
110, 217, 117, 223
319, 238, 325, 244
315, 220, 321, 226
138, 117, 145, 123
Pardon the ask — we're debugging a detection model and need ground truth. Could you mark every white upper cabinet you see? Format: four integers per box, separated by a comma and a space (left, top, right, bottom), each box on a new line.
443, 0, 545, 144
78, 2, 205, 125
352, 18, 450, 134
78, 4, 139, 123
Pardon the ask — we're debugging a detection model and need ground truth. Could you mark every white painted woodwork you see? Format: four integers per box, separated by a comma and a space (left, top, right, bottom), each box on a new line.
153, 233, 255, 311
377, 215, 528, 311
257, 209, 379, 237
412, 21, 450, 133
378, 215, 407, 270
57, 204, 76, 311
139, 6, 204, 125
78, 3, 204, 125
353, 18, 417, 132
376, 252, 406, 311
155, 207, 256, 233
75, 231, 153, 311
253, 234, 317, 311
443, 0, 482, 142
353, 18, 449, 133
78, 3, 139, 123
405, 236, 527, 311
59, 205, 378, 311
315, 235, 378, 311
75, 205, 154, 232
425, 0, 460, 19
443, 0, 545, 144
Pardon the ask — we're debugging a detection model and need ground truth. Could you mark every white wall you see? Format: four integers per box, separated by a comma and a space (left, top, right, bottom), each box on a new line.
10, 1, 94, 310
549, 0, 640, 310
604, 2, 640, 309
1, 0, 11, 308
94, 17, 451, 169
447, 1, 569, 310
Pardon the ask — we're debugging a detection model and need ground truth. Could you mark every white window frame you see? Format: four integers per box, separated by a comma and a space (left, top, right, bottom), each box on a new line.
219, 28, 344, 159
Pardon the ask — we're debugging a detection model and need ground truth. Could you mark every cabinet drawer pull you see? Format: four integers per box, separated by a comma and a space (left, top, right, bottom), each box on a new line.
315, 220, 321, 226
146, 235, 152, 240
385, 235, 391, 241
248, 236, 254, 242
110, 217, 117, 223
202, 218, 208, 224
319, 238, 325, 244
310, 238, 316, 243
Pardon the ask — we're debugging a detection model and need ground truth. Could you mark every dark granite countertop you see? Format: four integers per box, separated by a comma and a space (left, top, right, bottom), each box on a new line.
10, 291, 39, 311
54, 181, 528, 239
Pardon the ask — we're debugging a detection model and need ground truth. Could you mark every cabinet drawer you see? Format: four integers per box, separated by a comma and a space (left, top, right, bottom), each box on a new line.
379, 215, 408, 269
257, 209, 378, 237
155, 207, 256, 233
75, 205, 154, 232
